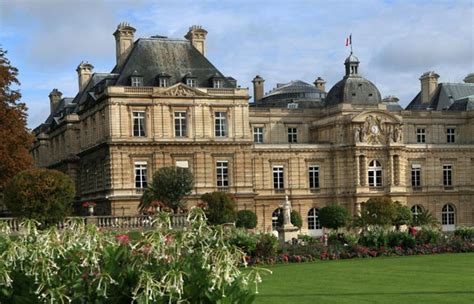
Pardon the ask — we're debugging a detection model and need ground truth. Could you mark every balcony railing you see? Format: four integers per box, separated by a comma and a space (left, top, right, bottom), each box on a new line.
0, 214, 188, 234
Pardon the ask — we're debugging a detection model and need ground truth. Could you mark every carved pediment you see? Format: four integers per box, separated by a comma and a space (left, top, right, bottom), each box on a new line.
353, 111, 403, 145
158, 83, 208, 97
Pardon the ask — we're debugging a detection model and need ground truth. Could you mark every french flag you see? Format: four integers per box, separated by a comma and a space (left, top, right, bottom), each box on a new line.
346, 34, 352, 47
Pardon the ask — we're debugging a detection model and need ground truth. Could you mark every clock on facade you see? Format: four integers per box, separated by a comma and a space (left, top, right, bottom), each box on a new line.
371, 125, 379, 134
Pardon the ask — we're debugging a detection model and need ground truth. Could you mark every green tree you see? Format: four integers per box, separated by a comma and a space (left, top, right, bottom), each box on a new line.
235, 210, 257, 229
4, 168, 75, 226
139, 166, 194, 213
0, 48, 34, 191
200, 191, 236, 225
358, 197, 397, 227
392, 202, 413, 230
319, 204, 350, 230
413, 209, 439, 227
277, 210, 303, 228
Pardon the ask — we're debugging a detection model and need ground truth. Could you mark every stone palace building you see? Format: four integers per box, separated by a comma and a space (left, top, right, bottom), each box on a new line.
32, 23, 474, 233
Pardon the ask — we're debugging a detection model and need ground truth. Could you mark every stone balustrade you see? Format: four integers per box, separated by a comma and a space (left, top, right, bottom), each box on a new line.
0, 214, 188, 234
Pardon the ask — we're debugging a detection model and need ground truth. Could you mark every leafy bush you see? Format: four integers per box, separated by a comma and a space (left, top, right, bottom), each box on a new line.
416, 227, 441, 245
0, 209, 269, 303
139, 166, 194, 213
392, 202, 413, 229
319, 204, 350, 230
4, 168, 75, 226
200, 192, 237, 225
277, 210, 303, 228
235, 210, 257, 229
228, 228, 258, 255
358, 197, 396, 227
255, 233, 278, 259
358, 227, 387, 248
413, 209, 439, 227
454, 227, 474, 241
387, 231, 416, 249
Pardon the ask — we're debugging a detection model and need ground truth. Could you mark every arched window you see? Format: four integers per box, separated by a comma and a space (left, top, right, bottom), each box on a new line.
411, 205, 423, 223
368, 160, 382, 187
442, 204, 455, 227
308, 208, 321, 230
272, 208, 282, 230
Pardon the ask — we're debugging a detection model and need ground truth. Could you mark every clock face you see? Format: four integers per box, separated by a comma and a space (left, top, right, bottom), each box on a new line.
371, 125, 379, 134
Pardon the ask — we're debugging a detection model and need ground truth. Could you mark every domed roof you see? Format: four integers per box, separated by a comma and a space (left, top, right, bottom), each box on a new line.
258, 80, 326, 108
325, 53, 382, 107
325, 76, 382, 107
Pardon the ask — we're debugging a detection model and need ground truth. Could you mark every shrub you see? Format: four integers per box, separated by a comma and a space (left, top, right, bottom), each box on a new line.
387, 231, 416, 249
392, 202, 413, 229
200, 191, 237, 225
228, 228, 258, 255
416, 227, 441, 245
277, 210, 303, 228
413, 209, 439, 227
235, 210, 257, 229
358, 227, 387, 248
0, 209, 268, 303
255, 233, 278, 259
454, 227, 474, 241
319, 204, 350, 230
358, 197, 396, 227
4, 168, 75, 226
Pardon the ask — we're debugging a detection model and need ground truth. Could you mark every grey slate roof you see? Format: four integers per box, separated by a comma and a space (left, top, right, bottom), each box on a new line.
256, 80, 325, 108
406, 83, 474, 111
449, 95, 474, 111
325, 75, 382, 107
112, 38, 234, 88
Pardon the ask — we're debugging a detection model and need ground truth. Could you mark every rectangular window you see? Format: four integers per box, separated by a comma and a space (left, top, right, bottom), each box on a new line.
253, 127, 263, 143
273, 166, 284, 190
134, 162, 147, 189
158, 78, 169, 87
131, 77, 143, 87
416, 128, 426, 143
446, 128, 455, 143
215, 112, 227, 137
216, 161, 229, 188
186, 78, 196, 87
132, 111, 146, 137
288, 127, 298, 143
308, 165, 320, 189
213, 79, 223, 88
443, 165, 452, 186
176, 160, 189, 168
174, 111, 187, 137
411, 164, 421, 187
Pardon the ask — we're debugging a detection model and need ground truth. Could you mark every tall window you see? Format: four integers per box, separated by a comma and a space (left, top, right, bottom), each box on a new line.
368, 160, 382, 187
416, 128, 426, 143
443, 165, 452, 186
186, 78, 197, 87
216, 161, 229, 188
308, 208, 321, 230
446, 128, 455, 143
134, 162, 147, 189
132, 111, 146, 137
442, 204, 455, 226
215, 112, 227, 137
273, 166, 284, 190
131, 76, 143, 87
411, 205, 423, 223
411, 164, 421, 187
308, 165, 320, 189
174, 111, 187, 137
253, 127, 263, 143
272, 208, 282, 230
288, 128, 298, 143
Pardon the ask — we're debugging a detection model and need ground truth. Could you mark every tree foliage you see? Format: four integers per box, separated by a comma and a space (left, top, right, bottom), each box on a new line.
235, 210, 258, 229
319, 204, 350, 230
355, 197, 416, 229
200, 191, 237, 225
413, 209, 439, 227
4, 168, 75, 225
276, 210, 303, 229
139, 166, 194, 213
0, 48, 34, 190
392, 202, 413, 229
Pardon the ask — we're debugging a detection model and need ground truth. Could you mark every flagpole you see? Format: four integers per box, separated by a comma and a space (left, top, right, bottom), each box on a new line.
350, 34, 353, 54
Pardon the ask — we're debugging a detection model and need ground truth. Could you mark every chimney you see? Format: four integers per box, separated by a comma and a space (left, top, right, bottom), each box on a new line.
76, 61, 94, 92
419, 71, 439, 104
113, 22, 136, 68
313, 77, 326, 92
185, 25, 208, 56
49, 88, 62, 113
464, 73, 474, 83
252, 75, 265, 102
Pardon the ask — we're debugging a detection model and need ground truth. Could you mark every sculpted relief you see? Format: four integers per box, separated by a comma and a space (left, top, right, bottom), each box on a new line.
353, 114, 403, 145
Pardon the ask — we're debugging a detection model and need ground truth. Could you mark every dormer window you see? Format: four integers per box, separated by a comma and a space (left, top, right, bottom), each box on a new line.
213, 79, 223, 88
186, 78, 197, 87
131, 76, 143, 87
156, 73, 171, 87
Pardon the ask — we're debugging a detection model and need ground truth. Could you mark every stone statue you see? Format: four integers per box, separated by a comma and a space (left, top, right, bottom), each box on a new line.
354, 127, 361, 143
282, 195, 292, 226
394, 126, 403, 143
388, 127, 395, 143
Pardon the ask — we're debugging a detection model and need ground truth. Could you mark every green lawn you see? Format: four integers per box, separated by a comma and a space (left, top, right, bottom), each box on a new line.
255, 253, 474, 304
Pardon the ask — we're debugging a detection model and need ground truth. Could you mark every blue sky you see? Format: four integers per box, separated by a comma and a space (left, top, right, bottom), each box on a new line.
1, 0, 473, 129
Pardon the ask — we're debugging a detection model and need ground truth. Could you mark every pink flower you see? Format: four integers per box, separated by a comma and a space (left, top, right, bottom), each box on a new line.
116, 234, 130, 245
165, 234, 173, 244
